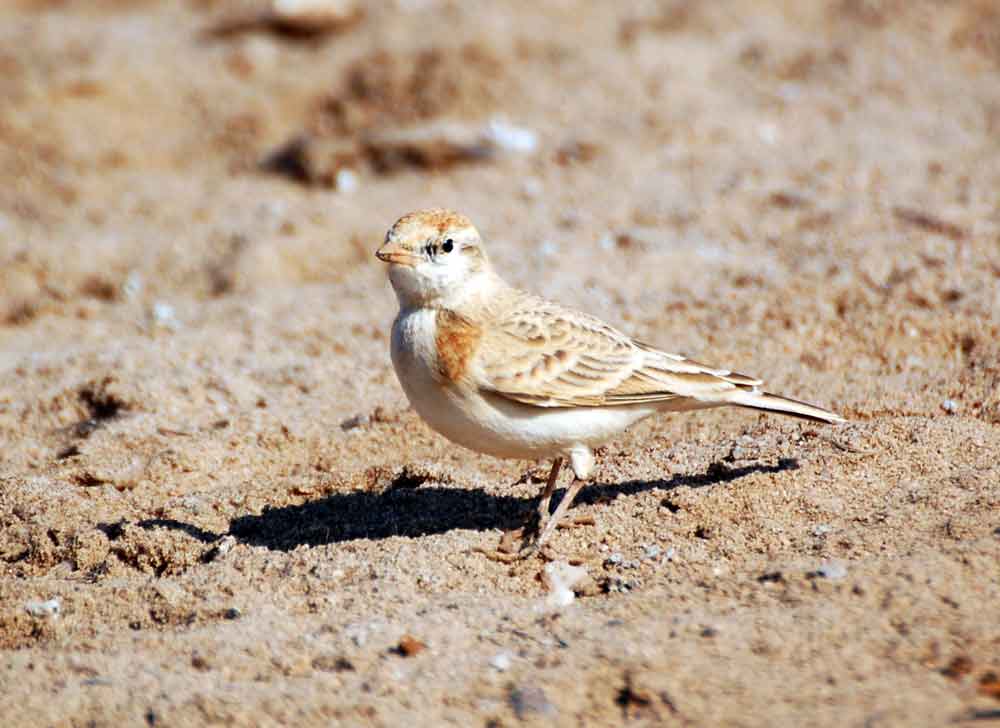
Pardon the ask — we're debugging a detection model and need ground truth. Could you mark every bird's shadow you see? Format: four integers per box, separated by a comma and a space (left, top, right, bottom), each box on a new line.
224, 458, 798, 552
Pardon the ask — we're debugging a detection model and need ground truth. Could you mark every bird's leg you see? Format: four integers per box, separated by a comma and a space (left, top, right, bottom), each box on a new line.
493, 458, 563, 558
534, 476, 585, 549
531, 457, 563, 535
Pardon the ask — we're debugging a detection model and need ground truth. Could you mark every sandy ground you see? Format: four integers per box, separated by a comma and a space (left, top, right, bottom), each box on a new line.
2, 0, 999, 725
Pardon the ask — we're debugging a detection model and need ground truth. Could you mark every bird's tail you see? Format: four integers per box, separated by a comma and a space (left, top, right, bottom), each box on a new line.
725, 390, 845, 424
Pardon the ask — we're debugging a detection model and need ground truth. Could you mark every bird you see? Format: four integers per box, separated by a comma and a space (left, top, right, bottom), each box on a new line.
376, 208, 844, 556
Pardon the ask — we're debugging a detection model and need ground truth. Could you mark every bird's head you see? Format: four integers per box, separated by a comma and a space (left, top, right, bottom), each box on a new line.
377, 209, 493, 308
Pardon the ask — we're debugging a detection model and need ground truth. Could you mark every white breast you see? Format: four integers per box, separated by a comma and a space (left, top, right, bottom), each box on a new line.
390, 307, 657, 461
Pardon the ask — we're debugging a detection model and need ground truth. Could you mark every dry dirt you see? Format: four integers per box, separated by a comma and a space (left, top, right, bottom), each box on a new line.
2, 1, 999, 726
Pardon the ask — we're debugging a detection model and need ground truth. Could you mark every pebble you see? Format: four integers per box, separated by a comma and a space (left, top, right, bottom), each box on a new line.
150, 301, 179, 330
941, 399, 958, 414
487, 118, 538, 153
816, 561, 848, 580
643, 544, 661, 560
25, 598, 61, 618
543, 561, 589, 610
490, 652, 512, 672
538, 240, 559, 257
206, 535, 236, 562
812, 524, 832, 537
122, 271, 143, 300
604, 576, 635, 593
509, 685, 556, 719
270, 0, 362, 33
396, 634, 426, 657
340, 413, 369, 430
334, 168, 358, 193
605, 552, 623, 566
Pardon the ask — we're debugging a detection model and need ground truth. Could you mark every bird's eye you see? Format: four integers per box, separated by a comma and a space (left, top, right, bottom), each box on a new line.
442, 239, 454, 253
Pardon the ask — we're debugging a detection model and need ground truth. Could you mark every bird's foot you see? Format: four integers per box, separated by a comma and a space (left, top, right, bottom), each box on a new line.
473, 526, 548, 562
557, 514, 596, 530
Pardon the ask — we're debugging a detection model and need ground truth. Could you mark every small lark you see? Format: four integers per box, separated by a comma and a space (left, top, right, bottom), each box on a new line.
377, 209, 844, 555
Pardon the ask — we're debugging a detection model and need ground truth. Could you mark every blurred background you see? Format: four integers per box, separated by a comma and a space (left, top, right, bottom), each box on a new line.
3, 0, 998, 331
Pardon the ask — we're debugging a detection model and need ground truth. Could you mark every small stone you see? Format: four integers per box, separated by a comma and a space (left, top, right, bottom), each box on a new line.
603, 576, 633, 593
942, 655, 974, 680
269, 0, 363, 34
509, 685, 556, 719
643, 545, 662, 560
205, 535, 237, 562
395, 634, 426, 657
606, 552, 623, 566
334, 168, 358, 193
490, 652, 512, 672
539, 240, 559, 257
340, 413, 370, 430
941, 399, 958, 414
757, 122, 779, 145
977, 671, 1000, 699
815, 561, 848, 580
122, 271, 143, 300
223, 607, 241, 620
25, 598, 61, 618
486, 118, 538, 153
312, 655, 355, 672
812, 524, 832, 537
150, 301, 178, 330
542, 561, 591, 610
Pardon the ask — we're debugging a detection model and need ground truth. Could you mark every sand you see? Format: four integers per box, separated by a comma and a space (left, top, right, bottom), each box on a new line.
1, 1, 999, 725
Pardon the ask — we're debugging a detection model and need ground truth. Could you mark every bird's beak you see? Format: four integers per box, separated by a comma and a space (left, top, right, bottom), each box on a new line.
375, 241, 420, 266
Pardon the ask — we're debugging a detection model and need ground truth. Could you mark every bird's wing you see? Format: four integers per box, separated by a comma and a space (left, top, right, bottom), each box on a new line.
471, 296, 761, 408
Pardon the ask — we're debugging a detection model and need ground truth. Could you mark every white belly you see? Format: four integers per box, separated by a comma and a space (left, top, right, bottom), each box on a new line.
390, 308, 656, 461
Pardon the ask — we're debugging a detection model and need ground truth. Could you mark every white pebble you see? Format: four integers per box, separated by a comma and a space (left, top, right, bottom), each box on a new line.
757, 122, 779, 145
335, 168, 358, 193
490, 652, 512, 672
542, 561, 588, 611
25, 598, 61, 618
487, 118, 538, 153
539, 240, 559, 258
150, 301, 178, 329
122, 271, 143, 300
817, 561, 847, 580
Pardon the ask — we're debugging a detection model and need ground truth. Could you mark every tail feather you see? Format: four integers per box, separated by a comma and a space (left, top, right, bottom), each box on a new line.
726, 390, 845, 424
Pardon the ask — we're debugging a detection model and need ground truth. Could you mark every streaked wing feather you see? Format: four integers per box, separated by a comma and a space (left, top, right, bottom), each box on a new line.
474, 297, 760, 408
